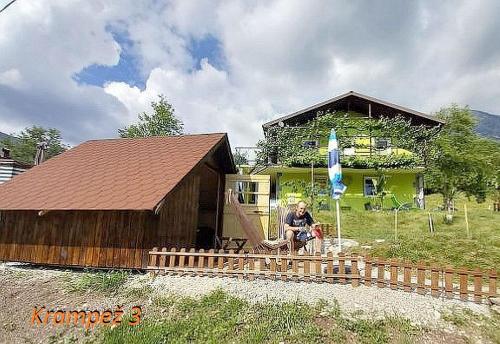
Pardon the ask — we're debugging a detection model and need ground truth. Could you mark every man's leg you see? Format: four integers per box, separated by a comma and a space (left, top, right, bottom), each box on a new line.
285, 229, 295, 253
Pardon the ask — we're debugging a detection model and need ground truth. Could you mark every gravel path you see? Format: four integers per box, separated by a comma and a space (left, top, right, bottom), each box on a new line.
129, 273, 491, 327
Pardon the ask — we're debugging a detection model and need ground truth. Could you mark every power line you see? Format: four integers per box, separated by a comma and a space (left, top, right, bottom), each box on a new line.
0, 0, 17, 15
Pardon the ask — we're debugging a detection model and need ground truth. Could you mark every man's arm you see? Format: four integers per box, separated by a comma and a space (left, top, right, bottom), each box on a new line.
284, 213, 298, 232
306, 212, 320, 228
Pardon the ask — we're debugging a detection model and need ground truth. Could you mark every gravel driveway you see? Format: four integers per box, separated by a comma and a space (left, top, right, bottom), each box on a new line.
131, 273, 491, 327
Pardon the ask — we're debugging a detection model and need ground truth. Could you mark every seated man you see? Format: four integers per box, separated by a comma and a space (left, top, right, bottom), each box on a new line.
284, 201, 322, 253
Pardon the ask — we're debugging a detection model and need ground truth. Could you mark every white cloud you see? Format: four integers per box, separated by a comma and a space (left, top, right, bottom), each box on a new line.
0, 0, 499, 148
0, 69, 24, 89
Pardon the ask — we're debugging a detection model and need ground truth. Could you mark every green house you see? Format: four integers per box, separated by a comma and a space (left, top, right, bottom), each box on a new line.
253, 91, 444, 211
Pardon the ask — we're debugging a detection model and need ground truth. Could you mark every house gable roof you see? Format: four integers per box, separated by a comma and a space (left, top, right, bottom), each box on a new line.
263, 91, 444, 129
0, 133, 234, 211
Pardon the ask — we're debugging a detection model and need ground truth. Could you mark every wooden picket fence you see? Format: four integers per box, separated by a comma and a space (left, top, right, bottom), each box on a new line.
147, 248, 498, 304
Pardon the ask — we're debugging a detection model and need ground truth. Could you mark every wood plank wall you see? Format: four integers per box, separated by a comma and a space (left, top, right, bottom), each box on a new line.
0, 210, 155, 269
156, 173, 200, 249
0, 171, 203, 269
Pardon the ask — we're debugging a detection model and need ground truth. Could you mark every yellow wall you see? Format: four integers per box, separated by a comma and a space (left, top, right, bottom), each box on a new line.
278, 169, 417, 210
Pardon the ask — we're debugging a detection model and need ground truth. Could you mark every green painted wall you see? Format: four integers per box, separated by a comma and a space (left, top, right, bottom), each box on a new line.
277, 169, 417, 210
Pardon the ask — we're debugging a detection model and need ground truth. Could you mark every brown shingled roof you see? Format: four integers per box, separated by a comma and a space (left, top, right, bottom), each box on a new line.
0, 133, 231, 211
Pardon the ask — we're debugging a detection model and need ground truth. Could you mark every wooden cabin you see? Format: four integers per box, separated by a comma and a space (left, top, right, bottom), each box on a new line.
0, 134, 235, 269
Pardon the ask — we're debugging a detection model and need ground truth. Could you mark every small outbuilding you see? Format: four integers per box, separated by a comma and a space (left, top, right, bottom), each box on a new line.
0, 133, 235, 269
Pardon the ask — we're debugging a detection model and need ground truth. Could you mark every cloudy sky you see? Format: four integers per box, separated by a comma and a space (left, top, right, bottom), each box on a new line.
0, 0, 499, 147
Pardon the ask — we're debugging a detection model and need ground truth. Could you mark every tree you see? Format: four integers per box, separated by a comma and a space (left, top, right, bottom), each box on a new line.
425, 105, 500, 214
0, 126, 68, 164
119, 95, 184, 138
233, 150, 249, 165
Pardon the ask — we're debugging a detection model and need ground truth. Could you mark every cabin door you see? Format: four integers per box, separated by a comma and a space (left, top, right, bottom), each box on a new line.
223, 174, 270, 240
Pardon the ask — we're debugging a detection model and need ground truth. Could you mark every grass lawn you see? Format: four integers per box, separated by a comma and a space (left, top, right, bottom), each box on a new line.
91, 290, 499, 344
313, 193, 499, 270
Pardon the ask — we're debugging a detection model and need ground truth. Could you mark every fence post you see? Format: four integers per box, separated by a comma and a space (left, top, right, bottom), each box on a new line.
259, 253, 266, 276
248, 250, 255, 281
326, 252, 334, 284
430, 265, 440, 297
228, 249, 235, 277
178, 248, 186, 273
473, 268, 483, 303
444, 265, 453, 298
459, 268, 468, 301
281, 255, 288, 282
351, 254, 359, 287
292, 256, 299, 282
489, 269, 497, 298
188, 248, 196, 275
304, 255, 311, 283
270, 251, 277, 281
377, 258, 385, 288
217, 249, 225, 276
169, 248, 177, 269
364, 255, 372, 287
390, 259, 398, 290
159, 247, 167, 275
417, 261, 425, 295
207, 249, 214, 276
198, 249, 205, 274
149, 247, 158, 275
403, 260, 411, 292
339, 252, 346, 284
315, 252, 322, 283
238, 251, 244, 280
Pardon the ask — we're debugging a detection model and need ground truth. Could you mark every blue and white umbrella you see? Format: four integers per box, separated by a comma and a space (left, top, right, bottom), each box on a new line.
328, 129, 347, 199
328, 128, 346, 252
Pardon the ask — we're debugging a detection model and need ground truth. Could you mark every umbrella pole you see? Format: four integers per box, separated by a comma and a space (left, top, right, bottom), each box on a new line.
336, 199, 342, 252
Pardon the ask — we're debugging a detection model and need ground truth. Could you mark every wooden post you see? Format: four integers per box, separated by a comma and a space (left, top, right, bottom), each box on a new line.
430, 265, 440, 297
339, 252, 346, 284
198, 249, 205, 274
217, 249, 224, 276
394, 210, 398, 241
351, 254, 359, 287
365, 255, 372, 287
149, 247, 158, 272
377, 258, 385, 288
417, 261, 425, 294
178, 248, 186, 273
444, 265, 454, 298
281, 256, 288, 282
228, 249, 235, 277
270, 252, 276, 281
315, 252, 322, 283
403, 261, 411, 292
304, 255, 311, 283
327, 252, 334, 283
473, 268, 483, 303
248, 250, 255, 281
259, 255, 266, 279
188, 248, 196, 275
207, 249, 215, 275
459, 269, 468, 301
169, 248, 177, 269
292, 256, 298, 282
159, 247, 167, 275
489, 269, 497, 298
464, 203, 470, 239
390, 259, 398, 290
238, 253, 244, 280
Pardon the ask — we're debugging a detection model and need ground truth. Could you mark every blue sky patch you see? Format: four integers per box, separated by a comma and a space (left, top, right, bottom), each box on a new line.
188, 34, 226, 71
73, 29, 146, 89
